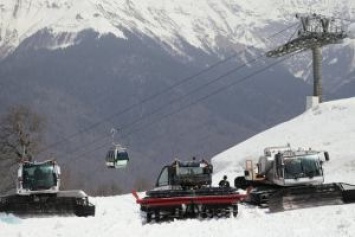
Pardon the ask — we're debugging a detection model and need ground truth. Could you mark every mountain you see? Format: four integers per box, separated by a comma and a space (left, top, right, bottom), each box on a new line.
1, 0, 355, 80
1, 97, 355, 237
1, 0, 355, 192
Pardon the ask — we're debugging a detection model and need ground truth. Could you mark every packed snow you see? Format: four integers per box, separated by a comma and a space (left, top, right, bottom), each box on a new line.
1, 97, 355, 236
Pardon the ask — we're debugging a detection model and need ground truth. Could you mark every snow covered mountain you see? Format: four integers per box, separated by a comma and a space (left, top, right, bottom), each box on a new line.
1, 0, 294, 58
1, 0, 355, 193
0, 0, 354, 57
1, 0, 355, 88
1, 97, 355, 237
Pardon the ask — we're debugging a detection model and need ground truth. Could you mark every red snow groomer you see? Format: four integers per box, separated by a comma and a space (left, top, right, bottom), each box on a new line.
133, 158, 245, 223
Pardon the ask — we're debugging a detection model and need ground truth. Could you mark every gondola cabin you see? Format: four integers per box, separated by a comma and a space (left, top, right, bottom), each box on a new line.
105, 146, 129, 169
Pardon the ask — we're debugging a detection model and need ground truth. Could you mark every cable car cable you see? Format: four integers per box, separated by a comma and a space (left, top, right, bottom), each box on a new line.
65, 52, 267, 158
37, 22, 298, 155
69, 52, 296, 162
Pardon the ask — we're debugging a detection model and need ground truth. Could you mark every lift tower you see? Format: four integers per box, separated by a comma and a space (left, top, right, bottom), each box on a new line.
266, 14, 347, 103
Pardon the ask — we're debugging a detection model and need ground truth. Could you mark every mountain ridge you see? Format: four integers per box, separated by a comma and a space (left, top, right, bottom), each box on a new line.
2, 0, 355, 87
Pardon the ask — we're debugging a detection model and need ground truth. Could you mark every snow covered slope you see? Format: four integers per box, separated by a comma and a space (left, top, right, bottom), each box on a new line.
212, 97, 355, 185
1, 98, 355, 237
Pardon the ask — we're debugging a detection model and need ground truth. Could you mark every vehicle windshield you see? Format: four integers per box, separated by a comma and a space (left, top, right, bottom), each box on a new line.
284, 154, 322, 179
156, 167, 169, 187
177, 167, 204, 175
22, 164, 56, 190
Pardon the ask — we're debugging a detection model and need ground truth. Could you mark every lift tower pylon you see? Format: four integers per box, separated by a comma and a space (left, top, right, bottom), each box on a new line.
266, 13, 348, 103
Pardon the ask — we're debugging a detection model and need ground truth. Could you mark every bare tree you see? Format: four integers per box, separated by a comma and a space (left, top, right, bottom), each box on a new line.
0, 105, 45, 193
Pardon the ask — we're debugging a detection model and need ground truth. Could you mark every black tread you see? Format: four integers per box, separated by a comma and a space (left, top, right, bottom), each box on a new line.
0, 194, 95, 217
